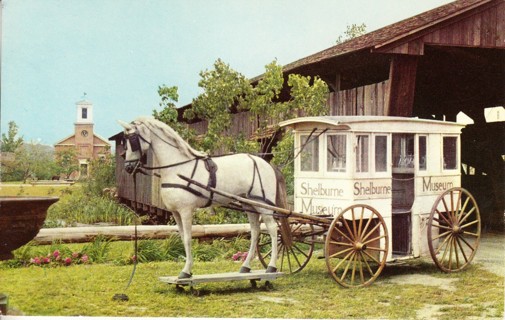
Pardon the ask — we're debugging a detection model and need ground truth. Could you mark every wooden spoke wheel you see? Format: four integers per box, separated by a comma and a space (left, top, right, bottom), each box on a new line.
428, 187, 481, 273
256, 218, 316, 274
325, 205, 389, 288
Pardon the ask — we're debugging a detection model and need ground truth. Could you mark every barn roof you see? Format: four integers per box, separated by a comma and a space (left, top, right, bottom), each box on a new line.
282, 0, 494, 74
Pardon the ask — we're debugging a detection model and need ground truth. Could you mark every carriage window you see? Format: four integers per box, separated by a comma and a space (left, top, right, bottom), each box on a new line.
443, 137, 458, 170
327, 135, 346, 172
356, 135, 369, 173
375, 135, 387, 172
393, 134, 414, 169
419, 136, 427, 170
300, 134, 319, 172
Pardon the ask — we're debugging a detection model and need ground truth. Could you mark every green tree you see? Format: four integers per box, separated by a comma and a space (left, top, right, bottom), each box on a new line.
336, 23, 367, 44
55, 148, 79, 179
184, 59, 253, 153
1, 121, 24, 152
154, 59, 329, 194
15, 142, 57, 182
82, 151, 116, 197
182, 59, 328, 155
152, 85, 197, 144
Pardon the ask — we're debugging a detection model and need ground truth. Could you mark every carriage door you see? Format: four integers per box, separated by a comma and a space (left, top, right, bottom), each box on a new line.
391, 134, 415, 256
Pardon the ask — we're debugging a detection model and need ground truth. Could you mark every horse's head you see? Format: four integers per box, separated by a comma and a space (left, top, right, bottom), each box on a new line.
117, 120, 150, 174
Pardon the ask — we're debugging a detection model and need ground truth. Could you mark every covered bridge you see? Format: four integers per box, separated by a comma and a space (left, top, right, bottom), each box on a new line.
178, 0, 504, 229
112, 0, 504, 228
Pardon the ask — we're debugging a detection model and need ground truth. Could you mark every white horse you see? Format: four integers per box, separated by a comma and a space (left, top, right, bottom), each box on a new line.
118, 117, 284, 279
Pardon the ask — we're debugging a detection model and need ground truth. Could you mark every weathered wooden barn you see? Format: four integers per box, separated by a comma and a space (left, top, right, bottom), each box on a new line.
111, 0, 504, 227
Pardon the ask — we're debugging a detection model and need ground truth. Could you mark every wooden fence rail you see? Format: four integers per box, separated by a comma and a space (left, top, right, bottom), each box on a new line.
34, 224, 252, 245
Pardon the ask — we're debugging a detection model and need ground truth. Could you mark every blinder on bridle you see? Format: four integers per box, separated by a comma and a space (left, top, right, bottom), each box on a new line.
122, 131, 147, 174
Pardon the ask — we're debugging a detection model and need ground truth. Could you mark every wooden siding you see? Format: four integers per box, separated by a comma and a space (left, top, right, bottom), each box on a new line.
380, 1, 505, 54
327, 81, 390, 116
114, 140, 168, 213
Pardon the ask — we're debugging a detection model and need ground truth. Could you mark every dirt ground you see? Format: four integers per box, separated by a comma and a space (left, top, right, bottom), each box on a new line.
473, 231, 505, 277
388, 231, 504, 319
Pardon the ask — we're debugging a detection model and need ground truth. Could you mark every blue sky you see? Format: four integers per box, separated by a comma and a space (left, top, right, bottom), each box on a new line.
1, 0, 453, 145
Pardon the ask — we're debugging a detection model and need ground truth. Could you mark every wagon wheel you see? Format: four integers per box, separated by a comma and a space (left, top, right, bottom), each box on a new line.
428, 187, 481, 273
325, 204, 389, 288
256, 217, 316, 274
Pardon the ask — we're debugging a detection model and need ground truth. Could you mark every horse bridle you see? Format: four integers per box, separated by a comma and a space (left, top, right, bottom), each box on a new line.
122, 130, 150, 175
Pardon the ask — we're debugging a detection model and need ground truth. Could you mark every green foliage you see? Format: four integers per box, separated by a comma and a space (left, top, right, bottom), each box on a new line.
15, 142, 59, 182
193, 207, 249, 225
241, 60, 284, 130
161, 234, 185, 261
81, 151, 115, 197
271, 131, 295, 195
152, 85, 197, 144
336, 23, 367, 44
46, 188, 136, 227
82, 236, 113, 263
134, 239, 166, 263
55, 148, 79, 179
186, 59, 252, 153
1, 121, 24, 152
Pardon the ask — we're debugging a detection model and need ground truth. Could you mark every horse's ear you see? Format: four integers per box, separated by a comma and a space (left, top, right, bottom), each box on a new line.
117, 120, 133, 130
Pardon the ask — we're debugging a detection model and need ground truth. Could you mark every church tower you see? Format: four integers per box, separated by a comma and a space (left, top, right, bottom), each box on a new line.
74, 100, 94, 161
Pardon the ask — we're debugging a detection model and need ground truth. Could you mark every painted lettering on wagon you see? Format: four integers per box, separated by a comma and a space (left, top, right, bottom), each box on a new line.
422, 176, 454, 192
300, 182, 344, 198
353, 182, 391, 196
300, 197, 343, 216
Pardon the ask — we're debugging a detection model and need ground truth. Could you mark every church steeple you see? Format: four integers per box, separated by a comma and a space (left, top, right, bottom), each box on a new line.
75, 98, 94, 142
75, 98, 93, 125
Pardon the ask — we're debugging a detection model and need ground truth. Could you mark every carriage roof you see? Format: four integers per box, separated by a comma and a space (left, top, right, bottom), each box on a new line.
279, 116, 465, 134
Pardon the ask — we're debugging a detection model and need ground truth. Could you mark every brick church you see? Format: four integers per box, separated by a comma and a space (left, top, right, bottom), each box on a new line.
54, 99, 111, 178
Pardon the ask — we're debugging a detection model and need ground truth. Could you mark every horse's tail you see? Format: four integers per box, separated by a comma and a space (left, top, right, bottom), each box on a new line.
273, 165, 288, 210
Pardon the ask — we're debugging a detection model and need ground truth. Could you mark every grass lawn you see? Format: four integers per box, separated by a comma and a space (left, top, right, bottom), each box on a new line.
0, 183, 78, 197
1, 249, 503, 318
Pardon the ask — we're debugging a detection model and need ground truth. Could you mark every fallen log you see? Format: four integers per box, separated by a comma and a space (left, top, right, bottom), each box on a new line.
33, 224, 252, 245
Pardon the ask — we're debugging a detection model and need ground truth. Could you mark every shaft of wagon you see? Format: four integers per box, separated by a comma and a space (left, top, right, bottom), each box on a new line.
177, 174, 330, 224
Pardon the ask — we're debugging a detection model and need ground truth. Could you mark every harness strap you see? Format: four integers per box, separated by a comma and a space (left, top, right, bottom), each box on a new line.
247, 155, 268, 204
160, 157, 218, 208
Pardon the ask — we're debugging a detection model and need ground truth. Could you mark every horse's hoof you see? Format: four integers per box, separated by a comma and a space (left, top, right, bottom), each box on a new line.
239, 266, 251, 273
178, 272, 192, 279
266, 266, 277, 273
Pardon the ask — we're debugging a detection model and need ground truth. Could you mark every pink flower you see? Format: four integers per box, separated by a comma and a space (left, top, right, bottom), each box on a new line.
42, 257, 51, 264
64, 257, 72, 266
31, 257, 41, 265
81, 255, 89, 263
232, 252, 241, 261
52, 250, 60, 258
72, 252, 79, 259
241, 252, 248, 261
131, 255, 137, 262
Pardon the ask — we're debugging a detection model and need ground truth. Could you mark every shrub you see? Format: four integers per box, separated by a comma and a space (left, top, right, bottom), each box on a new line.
82, 236, 113, 263
46, 189, 136, 227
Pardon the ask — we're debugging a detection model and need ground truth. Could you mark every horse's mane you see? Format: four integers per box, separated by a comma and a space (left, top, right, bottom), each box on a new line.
133, 117, 208, 159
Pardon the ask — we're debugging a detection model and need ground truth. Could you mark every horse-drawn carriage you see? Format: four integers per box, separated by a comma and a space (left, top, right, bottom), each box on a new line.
118, 115, 481, 288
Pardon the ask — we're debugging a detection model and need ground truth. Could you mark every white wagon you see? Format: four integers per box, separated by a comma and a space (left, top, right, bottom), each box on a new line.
254, 116, 481, 287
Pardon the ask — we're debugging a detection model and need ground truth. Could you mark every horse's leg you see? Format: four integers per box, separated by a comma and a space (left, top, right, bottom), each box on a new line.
171, 211, 184, 240
178, 208, 194, 279
261, 211, 278, 273
240, 211, 260, 273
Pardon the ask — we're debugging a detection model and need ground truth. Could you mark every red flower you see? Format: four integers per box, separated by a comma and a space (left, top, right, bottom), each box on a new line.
64, 257, 72, 266
52, 250, 60, 258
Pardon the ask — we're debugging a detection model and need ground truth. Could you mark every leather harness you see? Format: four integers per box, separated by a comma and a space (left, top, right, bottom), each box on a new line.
124, 130, 273, 208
